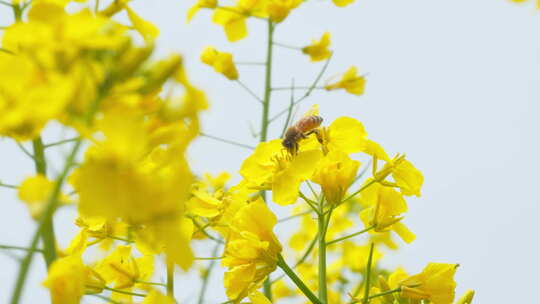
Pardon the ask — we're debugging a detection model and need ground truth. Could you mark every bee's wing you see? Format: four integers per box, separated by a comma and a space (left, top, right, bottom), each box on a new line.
303, 104, 319, 117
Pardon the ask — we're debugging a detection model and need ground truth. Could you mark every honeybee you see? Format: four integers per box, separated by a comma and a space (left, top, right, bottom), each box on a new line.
282, 115, 323, 154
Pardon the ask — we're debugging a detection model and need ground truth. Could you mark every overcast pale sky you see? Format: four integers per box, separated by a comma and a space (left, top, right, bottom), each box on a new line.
1, 0, 540, 303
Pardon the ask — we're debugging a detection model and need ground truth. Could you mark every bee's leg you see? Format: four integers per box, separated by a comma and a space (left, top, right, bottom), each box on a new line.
294, 142, 299, 155
313, 129, 324, 145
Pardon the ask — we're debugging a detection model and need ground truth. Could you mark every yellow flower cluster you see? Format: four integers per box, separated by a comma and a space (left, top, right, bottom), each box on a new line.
0, 0, 476, 303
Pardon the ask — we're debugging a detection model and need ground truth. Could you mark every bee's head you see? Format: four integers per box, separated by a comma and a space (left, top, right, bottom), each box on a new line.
282, 138, 294, 149
281, 138, 298, 155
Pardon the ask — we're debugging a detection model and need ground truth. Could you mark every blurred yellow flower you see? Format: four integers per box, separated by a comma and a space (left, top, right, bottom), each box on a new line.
94, 245, 154, 289
187, 0, 217, 22
266, 0, 302, 22
42, 255, 86, 304
332, 0, 355, 7
456, 289, 475, 304
325, 66, 366, 95
302, 32, 332, 62
142, 290, 176, 304
201, 46, 239, 80
18, 174, 70, 219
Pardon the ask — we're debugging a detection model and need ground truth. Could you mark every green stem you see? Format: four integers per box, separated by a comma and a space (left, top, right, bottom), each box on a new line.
43, 137, 80, 148
236, 79, 263, 103
200, 132, 255, 150
270, 234, 318, 285
350, 287, 401, 304
260, 20, 274, 143
277, 210, 311, 223
332, 179, 378, 212
326, 226, 375, 246
318, 196, 328, 303
31, 138, 47, 174
10, 139, 84, 304
103, 286, 147, 297
166, 262, 174, 297
10, 74, 111, 304
135, 280, 167, 287
277, 255, 323, 304
362, 243, 375, 304
32, 137, 57, 269
12, 3, 22, 22
0, 182, 17, 189
88, 294, 122, 304
197, 243, 221, 304
0, 245, 44, 253
260, 19, 275, 301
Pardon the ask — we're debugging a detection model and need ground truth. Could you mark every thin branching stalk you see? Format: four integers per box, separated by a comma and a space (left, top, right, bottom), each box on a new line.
362, 243, 375, 304
167, 262, 174, 297
326, 226, 375, 246
197, 243, 221, 304
260, 18, 275, 301
200, 132, 255, 150
10, 75, 112, 304
32, 137, 57, 269
318, 195, 328, 303
236, 79, 263, 103
277, 255, 323, 304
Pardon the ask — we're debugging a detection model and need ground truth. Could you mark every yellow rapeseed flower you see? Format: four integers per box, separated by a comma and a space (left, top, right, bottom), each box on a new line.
42, 255, 87, 304
399, 263, 459, 304
187, 0, 218, 22
18, 174, 70, 219
266, 0, 302, 23
359, 182, 416, 243
302, 32, 332, 62
126, 6, 160, 42
332, 0, 355, 8
222, 198, 282, 302
456, 289, 475, 304
201, 46, 239, 80
142, 290, 176, 304
325, 66, 366, 96
311, 150, 360, 204
319, 116, 368, 154
240, 139, 323, 205
94, 245, 154, 289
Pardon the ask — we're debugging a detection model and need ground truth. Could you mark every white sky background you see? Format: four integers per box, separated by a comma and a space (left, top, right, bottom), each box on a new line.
1, 0, 540, 303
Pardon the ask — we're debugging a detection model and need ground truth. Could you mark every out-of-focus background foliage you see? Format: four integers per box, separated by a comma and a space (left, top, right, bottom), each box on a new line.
1, 0, 539, 303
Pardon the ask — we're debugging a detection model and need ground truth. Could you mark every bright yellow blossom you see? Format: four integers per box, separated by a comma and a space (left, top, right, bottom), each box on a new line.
240, 139, 323, 205
332, 0, 355, 7
94, 245, 154, 289
311, 150, 360, 204
302, 32, 332, 62
222, 198, 282, 302
126, 6, 160, 41
456, 289, 475, 304
201, 46, 239, 80
42, 255, 87, 304
187, 0, 218, 22
142, 290, 176, 304
0, 55, 74, 140
399, 263, 459, 304
319, 116, 368, 154
373, 153, 424, 197
266, 0, 302, 22
18, 174, 70, 219
325, 66, 366, 95
359, 181, 416, 243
